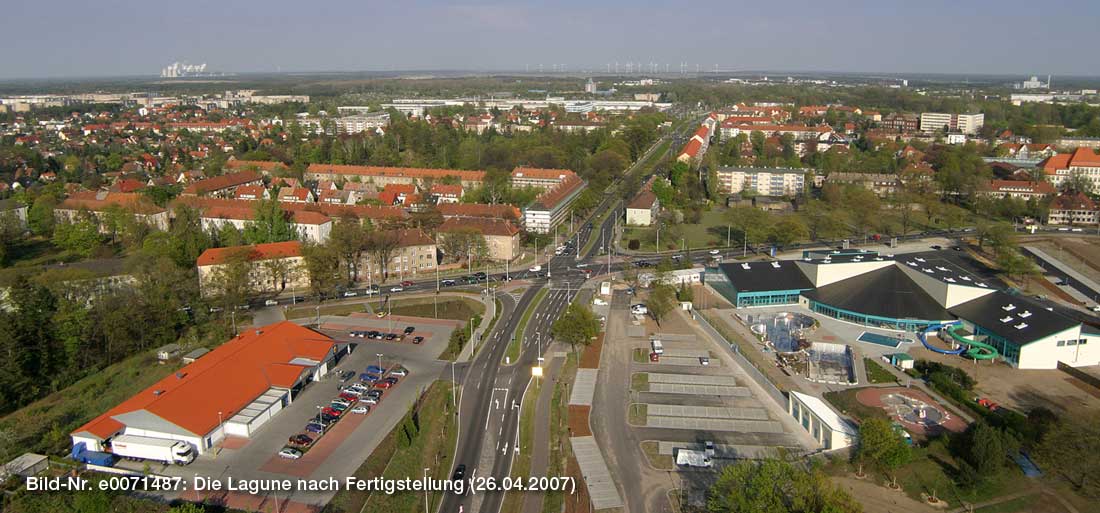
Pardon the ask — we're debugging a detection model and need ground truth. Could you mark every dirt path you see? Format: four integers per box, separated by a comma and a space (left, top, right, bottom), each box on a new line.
833, 476, 939, 513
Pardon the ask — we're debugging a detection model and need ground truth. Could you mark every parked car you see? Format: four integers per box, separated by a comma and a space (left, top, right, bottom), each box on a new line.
304, 423, 325, 434
340, 388, 362, 397
383, 376, 399, 385
366, 365, 385, 374
361, 373, 381, 382
390, 368, 409, 377
361, 396, 379, 405
322, 407, 342, 417
319, 413, 339, 423
340, 370, 356, 382
288, 434, 313, 446
413, 336, 424, 344
338, 392, 359, 402
369, 331, 384, 339
441, 279, 456, 286
374, 381, 394, 389
385, 333, 398, 341
351, 405, 370, 414
366, 390, 383, 399
404, 326, 416, 334
279, 447, 302, 459
329, 402, 349, 412
331, 399, 351, 408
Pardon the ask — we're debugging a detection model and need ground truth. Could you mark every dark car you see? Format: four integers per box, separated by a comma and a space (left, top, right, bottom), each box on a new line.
441, 279, 456, 286
366, 389, 383, 399
319, 413, 339, 424
464, 276, 479, 284
289, 434, 313, 446
340, 370, 356, 382
385, 333, 398, 341
361, 373, 381, 382
413, 336, 424, 344
366, 365, 385, 374
473, 272, 487, 279
404, 326, 415, 334
305, 423, 325, 434
383, 376, 399, 385
452, 464, 467, 481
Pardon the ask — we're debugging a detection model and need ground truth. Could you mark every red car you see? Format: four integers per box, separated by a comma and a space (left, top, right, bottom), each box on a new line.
374, 381, 394, 389
338, 392, 358, 402
288, 434, 313, 446
400, 280, 414, 287
322, 406, 342, 417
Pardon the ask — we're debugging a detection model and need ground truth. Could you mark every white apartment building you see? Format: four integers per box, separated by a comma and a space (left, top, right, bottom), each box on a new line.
335, 112, 390, 134
919, 112, 984, 134
715, 167, 808, 197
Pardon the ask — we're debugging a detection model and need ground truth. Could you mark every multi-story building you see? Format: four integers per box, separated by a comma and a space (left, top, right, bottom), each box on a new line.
523, 174, 587, 234
824, 172, 902, 197
196, 241, 307, 296
978, 180, 1056, 200
1040, 148, 1100, 192
715, 167, 808, 197
305, 164, 485, 189
335, 112, 390, 134
197, 206, 332, 243
1048, 192, 1098, 225
879, 112, 920, 132
438, 217, 522, 261
625, 190, 659, 226
718, 123, 831, 142
510, 167, 577, 190
919, 112, 984, 134
180, 170, 264, 198
54, 191, 170, 232
362, 229, 438, 280
0, 199, 28, 229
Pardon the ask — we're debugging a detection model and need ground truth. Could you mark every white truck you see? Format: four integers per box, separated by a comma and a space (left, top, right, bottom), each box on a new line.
650, 339, 664, 355
110, 435, 195, 465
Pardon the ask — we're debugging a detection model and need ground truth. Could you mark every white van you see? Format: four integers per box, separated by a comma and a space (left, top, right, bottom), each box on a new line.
651, 339, 664, 355
631, 304, 648, 315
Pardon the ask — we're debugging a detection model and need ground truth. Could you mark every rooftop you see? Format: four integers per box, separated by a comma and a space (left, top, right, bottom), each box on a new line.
803, 266, 954, 321
949, 291, 1079, 346
196, 241, 302, 267
718, 260, 814, 293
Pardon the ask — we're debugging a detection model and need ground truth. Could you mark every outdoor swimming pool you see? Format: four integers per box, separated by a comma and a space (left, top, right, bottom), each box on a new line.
857, 331, 904, 348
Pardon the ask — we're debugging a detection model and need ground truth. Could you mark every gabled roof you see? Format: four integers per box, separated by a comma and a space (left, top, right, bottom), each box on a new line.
437, 203, 520, 220
307, 164, 485, 182
627, 190, 657, 210
182, 170, 262, 195
196, 241, 302, 267
58, 191, 165, 216
1050, 192, 1097, 211
439, 217, 520, 237
72, 322, 335, 440
511, 167, 577, 181
530, 174, 585, 211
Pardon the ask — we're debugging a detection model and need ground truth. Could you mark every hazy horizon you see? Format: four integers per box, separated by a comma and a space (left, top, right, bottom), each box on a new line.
5, 0, 1100, 80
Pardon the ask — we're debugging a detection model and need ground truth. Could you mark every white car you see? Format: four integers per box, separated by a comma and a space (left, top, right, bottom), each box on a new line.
708, 249, 720, 255
529, 265, 542, 272
351, 405, 370, 414
593, 298, 608, 306
631, 304, 648, 315
331, 399, 352, 408
576, 263, 588, 268
343, 291, 358, 297
389, 286, 404, 292
278, 447, 302, 459
264, 299, 279, 306
390, 368, 409, 377
361, 396, 379, 405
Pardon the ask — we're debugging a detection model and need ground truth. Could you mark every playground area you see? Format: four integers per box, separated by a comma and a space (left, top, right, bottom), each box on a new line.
855, 387, 967, 436
746, 311, 816, 352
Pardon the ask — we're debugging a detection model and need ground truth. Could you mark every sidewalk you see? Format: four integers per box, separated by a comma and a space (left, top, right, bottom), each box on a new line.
521, 350, 565, 513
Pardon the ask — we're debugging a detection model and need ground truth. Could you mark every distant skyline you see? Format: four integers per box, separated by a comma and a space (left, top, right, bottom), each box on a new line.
5, 0, 1100, 80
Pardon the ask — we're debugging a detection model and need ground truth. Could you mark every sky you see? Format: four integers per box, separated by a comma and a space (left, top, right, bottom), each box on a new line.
4, 0, 1100, 80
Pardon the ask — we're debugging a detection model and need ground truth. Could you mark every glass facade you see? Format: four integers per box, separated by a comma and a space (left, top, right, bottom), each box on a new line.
971, 325, 1022, 366
736, 290, 803, 307
808, 300, 941, 332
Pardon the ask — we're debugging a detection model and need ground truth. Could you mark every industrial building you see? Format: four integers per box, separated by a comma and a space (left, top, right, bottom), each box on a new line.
706, 250, 1100, 369
71, 322, 341, 455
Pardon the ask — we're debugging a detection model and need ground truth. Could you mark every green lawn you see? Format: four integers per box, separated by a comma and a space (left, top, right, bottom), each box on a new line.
631, 372, 649, 392
864, 358, 898, 384
640, 440, 674, 470
347, 381, 459, 513
505, 287, 548, 364
624, 208, 733, 252
823, 388, 888, 422
629, 403, 648, 425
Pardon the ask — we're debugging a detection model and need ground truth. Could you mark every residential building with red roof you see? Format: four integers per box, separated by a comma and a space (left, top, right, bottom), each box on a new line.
1048, 192, 1098, 225
366, 228, 438, 280
430, 184, 464, 204
438, 217, 521, 261
380, 183, 418, 206
71, 321, 338, 454
305, 164, 485, 189
523, 173, 587, 234
978, 180, 1056, 200
55, 191, 169, 232
181, 170, 264, 198
196, 241, 306, 296
196, 205, 332, 243
1040, 148, 1100, 191
718, 123, 832, 143
276, 186, 315, 203
437, 203, 522, 223
233, 184, 270, 201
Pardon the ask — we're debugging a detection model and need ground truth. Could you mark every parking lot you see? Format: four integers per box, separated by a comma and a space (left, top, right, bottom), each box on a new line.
145, 314, 458, 509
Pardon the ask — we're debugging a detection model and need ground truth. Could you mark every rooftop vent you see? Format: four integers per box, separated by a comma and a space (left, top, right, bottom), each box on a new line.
771, 261, 781, 269
1003, 304, 1017, 311
936, 266, 949, 271
1000, 316, 1015, 323
960, 276, 972, 281
907, 261, 918, 266
741, 263, 751, 270
977, 282, 988, 287
945, 278, 956, 283
915, 258, 926, 263
1015, 323, 1029, 330
1019, 311, 1032, 318
255, 330, 263, 335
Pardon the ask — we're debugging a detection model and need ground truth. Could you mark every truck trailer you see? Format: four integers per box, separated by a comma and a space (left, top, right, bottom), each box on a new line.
71, 442, 117, 467
109, 435, 195, 465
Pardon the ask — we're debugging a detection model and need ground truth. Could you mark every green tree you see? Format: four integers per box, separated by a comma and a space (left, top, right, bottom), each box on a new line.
770, 216, 809, 248
1034, 412, 1100, 497
550, 302, 601, 353
207, 248, 254, 308
301, 243, 342, 300
52, 218, 102, 258
954, 421, 1016, 487
856, 417, 911, 472
27, 195, 56, 236
243, 200, 297, 244
708, 459, 862, 513
727, 206, 772, 251
648, 283, 676, 326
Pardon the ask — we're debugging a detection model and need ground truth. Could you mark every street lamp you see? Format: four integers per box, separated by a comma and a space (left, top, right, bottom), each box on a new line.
377, 353, 384, 372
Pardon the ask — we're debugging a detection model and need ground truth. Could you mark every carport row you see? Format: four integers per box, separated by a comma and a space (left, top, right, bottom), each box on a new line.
645, 372, 751, 396
641, 404, 784, 433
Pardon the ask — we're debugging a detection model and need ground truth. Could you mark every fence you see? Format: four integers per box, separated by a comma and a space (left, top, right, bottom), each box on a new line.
1057, 361, 1100, 393
696, 311, 788, 407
